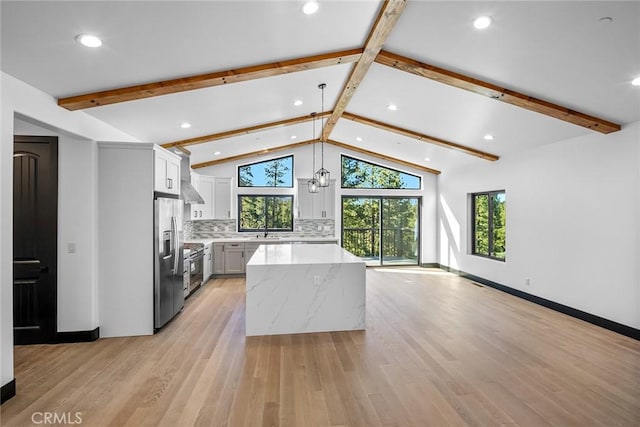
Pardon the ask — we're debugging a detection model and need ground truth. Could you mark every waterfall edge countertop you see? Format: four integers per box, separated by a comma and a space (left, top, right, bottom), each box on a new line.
247, 243, 361, 266
245, 244, 366, 336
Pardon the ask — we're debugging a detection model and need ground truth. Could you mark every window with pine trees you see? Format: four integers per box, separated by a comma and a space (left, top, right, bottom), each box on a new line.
471, 191, 506, 260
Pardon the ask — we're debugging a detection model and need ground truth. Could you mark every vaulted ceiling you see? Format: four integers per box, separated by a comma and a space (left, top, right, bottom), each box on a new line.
2, 1, 639, 175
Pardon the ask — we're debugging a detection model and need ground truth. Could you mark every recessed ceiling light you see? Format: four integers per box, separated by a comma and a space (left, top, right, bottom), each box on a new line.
75, 34, 102, 48
293, 100, 303, 106
388, 104, 398, 111
302, 0, 319, 15
598, 16, 613, 25
290, 135, 297, 140
180, 122, 191, 129
473, 16, 493, 30
424, 157, 431, 162
632, 76, 640, 86
356, 137, 362, 142
214, 151, 221, 156
483, 134, 494, 140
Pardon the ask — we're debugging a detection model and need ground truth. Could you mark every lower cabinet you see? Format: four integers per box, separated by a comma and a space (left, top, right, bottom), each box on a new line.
203, 243, 213, 283
223, 243, 245, 274
213, 242, 245, 274
213, 243, 225, 275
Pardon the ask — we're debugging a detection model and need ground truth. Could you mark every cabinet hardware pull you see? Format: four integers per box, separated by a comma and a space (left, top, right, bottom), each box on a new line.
167, 178, 172, 189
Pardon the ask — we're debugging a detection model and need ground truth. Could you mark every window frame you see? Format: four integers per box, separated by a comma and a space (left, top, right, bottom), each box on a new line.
340, 155, 421, 190
237, 194, 294, 232
237, 154, 294, 188
471, 190, 506, 261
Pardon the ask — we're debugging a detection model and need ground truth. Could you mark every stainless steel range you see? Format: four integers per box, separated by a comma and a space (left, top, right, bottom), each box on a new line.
184, 242, 204, 296
183, 248, 190, 298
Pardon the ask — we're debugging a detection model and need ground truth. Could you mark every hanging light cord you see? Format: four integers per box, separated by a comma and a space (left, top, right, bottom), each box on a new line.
320, 84, 325, 169
312, 112, 316, 172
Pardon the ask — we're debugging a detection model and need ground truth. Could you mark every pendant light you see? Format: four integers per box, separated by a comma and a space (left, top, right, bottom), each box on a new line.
307, 112, 319, 193
315, 83, 330, 187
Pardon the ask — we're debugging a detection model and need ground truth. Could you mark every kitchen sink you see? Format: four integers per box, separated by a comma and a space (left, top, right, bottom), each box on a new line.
251, 236, 280, 240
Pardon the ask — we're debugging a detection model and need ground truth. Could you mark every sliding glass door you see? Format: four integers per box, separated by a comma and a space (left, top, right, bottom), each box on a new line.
342, 196, 420, 266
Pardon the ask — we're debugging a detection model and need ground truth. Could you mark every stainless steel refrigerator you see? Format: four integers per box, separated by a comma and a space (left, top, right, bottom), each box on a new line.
154, 196, 184, 329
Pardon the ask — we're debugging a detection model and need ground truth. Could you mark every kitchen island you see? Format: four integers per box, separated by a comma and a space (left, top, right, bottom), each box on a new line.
245, 244, 366, 336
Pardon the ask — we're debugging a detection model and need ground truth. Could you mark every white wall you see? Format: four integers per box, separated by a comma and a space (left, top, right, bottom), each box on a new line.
57, 137, 100, 331
198, 142, 439, 264
438, 121, 640, 328
1, 71, 136, 389
98, 143, 155, 338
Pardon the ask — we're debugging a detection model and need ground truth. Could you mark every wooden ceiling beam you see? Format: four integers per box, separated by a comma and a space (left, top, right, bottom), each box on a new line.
341, 112, 499, 161
375, 50, 621, 134
58, 49, 363, 110
162, 111, 332, 149
192, 139, 317, 169
322, 0, 408, 140
327, 139, 440, 175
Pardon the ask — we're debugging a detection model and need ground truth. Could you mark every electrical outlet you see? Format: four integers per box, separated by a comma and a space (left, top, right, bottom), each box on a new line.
313, 275, 320, 285
67, 243, 76, 254
318, 225, 322, 231
525, 278, 531, 287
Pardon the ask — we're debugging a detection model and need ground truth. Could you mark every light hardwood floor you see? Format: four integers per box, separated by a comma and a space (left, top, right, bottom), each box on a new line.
2, 268, 639, 426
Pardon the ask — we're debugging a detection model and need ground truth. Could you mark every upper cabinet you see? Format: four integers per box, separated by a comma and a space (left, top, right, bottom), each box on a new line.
214, 177, 233, 219
191, 173, 214, 220
154, 147, 180, 196
297, 179, 335, 219
190, 174, 233, 220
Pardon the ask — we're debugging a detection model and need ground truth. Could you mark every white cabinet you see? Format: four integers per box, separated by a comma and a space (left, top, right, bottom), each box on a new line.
190, 175, 232, 220
297, 179, 335, 219
213, 243, 225, 275
214, 177, 233, 219
190, 173, 215, 220
213, 242, 246, 274
203, 243, 213, 283
223, 243, 245, 274
154, 147, 180, 195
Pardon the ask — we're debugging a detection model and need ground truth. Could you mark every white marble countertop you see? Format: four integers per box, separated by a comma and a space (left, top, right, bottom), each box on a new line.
247, 243, 363, 266
185, 236, 338, 245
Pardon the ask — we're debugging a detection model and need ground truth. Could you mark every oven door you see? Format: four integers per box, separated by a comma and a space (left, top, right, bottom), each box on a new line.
189, 254, 204, 292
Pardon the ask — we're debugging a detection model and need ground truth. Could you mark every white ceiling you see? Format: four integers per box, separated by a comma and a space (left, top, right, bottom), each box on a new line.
2, 1, 639, 175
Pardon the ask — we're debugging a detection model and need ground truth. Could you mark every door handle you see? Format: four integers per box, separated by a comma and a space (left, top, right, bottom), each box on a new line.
40, 265, 49, 273
171, 216, 179, 274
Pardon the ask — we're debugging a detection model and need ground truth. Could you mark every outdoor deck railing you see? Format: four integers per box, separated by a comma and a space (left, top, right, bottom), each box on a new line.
342, 227, 417, 261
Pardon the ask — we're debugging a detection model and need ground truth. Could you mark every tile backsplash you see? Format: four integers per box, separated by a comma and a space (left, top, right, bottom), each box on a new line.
185, 218, 335, 240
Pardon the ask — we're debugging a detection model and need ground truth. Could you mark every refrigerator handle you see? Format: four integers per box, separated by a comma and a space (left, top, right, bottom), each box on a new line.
171, 216, 179, 274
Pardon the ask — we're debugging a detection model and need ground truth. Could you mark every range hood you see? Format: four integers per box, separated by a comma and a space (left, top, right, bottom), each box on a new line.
176, 151, 205, 205
180, 180, 205, 205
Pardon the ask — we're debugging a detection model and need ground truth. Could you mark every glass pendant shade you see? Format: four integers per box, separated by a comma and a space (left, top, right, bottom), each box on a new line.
308, 177, 319, 193
316, 167, 330, 187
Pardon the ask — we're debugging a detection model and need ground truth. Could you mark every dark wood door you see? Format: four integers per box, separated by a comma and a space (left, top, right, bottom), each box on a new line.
13, 136, 58, 344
